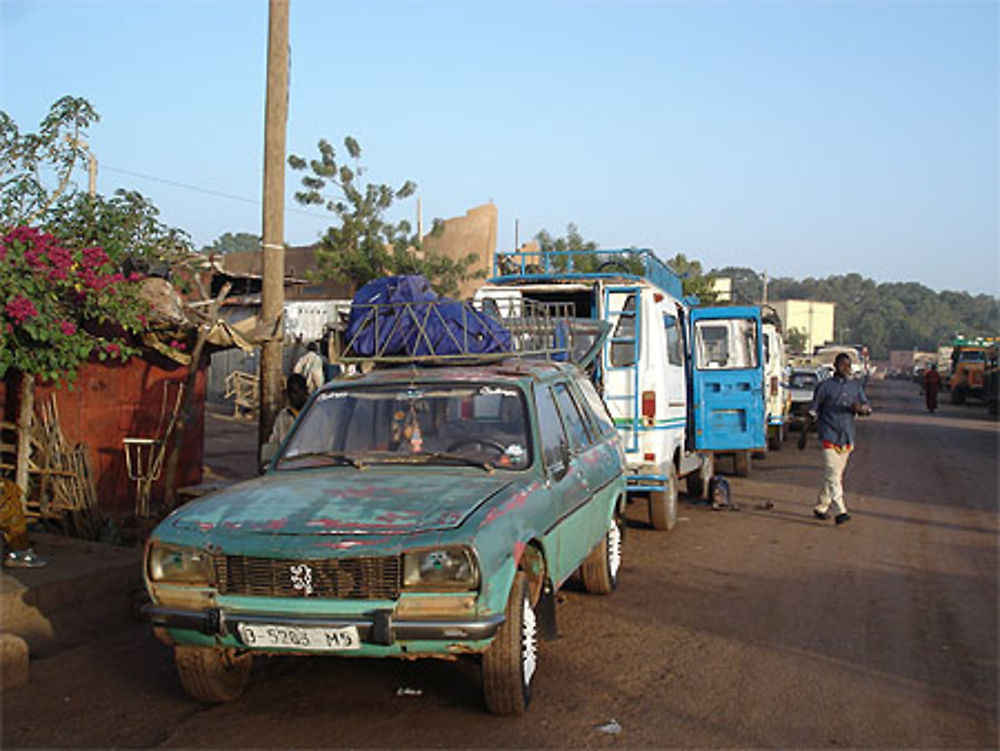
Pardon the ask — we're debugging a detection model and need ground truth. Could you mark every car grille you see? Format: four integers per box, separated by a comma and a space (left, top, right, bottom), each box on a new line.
214, 554, 401, 599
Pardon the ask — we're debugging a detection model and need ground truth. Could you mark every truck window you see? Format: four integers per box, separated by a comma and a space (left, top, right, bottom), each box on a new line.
695, 319, 758, 370
610, 293, 637, 367
663, 313, 682, 366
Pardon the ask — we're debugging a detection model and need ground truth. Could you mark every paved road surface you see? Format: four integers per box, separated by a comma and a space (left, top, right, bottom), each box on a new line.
3, 380, 997, 748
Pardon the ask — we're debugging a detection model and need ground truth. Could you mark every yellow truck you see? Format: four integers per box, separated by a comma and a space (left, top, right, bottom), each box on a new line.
949, 337, 997, 404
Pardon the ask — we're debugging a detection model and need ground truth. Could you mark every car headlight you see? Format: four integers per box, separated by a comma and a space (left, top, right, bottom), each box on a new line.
147, 543, 214, 585
402, 547, 479, 591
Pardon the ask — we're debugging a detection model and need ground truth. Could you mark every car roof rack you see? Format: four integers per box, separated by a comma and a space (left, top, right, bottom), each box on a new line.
489, 247, 685, 300
337, 297, 609, 368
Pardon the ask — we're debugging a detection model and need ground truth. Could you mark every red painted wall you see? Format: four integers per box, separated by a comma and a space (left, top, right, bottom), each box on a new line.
1, 358, 205, 517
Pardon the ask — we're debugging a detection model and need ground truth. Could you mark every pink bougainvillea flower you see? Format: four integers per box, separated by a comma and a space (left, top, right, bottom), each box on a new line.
81, 246, 110, 269
105, 342, 121, 356
5, 295, 38, 325
59, 320, 77, 336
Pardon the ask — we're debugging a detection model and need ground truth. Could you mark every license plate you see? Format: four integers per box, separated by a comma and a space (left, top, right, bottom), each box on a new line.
236, 623, 361, 651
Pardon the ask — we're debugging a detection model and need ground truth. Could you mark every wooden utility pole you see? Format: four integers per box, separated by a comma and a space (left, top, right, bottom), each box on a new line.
259, 0, 290, 455
87, 153, 97, 197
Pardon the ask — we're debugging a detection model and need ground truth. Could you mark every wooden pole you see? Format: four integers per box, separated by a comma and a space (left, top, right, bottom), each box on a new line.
259, 0, 290, 457
14, 371, 34, 499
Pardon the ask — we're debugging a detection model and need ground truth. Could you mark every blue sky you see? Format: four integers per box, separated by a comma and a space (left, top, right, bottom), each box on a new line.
1, 0, 997, 295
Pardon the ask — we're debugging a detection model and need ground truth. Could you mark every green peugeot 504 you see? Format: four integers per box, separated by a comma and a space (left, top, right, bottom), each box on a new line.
144, 358, 626, 714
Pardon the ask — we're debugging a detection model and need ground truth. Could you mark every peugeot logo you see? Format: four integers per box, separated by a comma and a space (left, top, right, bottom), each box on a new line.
289, 563, 314, 596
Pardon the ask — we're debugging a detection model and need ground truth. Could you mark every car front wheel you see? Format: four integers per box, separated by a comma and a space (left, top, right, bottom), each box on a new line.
174, 645, 251, 703
483, 572, 537, 715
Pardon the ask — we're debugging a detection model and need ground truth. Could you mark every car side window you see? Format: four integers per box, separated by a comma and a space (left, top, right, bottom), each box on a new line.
535, 385, 568, 472
576, 377, 616, 438
553, 382, 592, 450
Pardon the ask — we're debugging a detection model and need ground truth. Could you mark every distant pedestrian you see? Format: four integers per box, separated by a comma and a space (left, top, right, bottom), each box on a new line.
801, 352, 871, 526
293, 341, 324, 393
923, 363, 941, 413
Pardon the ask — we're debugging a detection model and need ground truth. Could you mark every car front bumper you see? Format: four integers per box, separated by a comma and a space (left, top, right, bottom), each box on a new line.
143, 604, 505, 647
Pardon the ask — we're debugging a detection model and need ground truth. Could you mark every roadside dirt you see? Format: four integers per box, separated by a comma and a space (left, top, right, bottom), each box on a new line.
2, 380, 996, 748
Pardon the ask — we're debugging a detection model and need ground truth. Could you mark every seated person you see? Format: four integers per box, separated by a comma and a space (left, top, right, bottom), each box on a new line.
261, 373, 309, 465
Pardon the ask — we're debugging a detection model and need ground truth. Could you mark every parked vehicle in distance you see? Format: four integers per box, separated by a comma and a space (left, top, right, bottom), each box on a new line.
949, 337, 996, 404
787, 366, 827, 429
984, 341, 999, 416
143, 351, 627, 715
761, 318, 790, 451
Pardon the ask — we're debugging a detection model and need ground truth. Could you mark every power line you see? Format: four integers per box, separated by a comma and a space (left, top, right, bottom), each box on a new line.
100, 163, 331, 221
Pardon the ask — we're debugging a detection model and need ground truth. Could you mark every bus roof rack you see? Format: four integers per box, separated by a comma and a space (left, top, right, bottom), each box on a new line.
490, 248, 684, 300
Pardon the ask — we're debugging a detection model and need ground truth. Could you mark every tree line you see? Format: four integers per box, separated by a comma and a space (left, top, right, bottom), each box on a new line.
713, 266, 999, 358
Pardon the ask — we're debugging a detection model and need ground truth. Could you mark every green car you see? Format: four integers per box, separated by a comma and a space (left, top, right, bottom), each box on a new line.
144, 358, 626, 714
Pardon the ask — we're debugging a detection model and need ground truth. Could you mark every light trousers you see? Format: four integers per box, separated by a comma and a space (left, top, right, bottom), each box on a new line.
815, 446, 852, 515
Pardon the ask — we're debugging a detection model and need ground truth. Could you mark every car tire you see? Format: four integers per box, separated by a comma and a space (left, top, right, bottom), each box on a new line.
174, 646, 251, 703
580, 512, 623, 594
649, 462, 678, 531
686, 453, 713, 500
733, 450, 752, 477
483, 571, 536, 715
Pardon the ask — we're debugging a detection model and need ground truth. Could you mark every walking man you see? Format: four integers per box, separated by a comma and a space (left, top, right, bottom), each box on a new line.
803, 352, 871, 525
923, 363, 941, 413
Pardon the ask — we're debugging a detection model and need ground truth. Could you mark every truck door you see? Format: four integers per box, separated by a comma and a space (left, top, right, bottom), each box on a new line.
602, 285, 643, 456
688, 306, 765, 451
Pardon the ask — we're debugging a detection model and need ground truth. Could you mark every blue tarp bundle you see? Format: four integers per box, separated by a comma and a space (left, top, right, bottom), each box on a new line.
345, 275, 512, 358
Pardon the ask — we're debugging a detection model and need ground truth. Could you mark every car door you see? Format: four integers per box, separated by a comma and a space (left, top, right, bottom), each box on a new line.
534, 382, 591, 583
689, 306, 766, 451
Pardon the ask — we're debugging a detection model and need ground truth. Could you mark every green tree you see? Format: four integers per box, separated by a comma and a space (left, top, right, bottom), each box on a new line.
288, 136, 477, 296
1, 96, 201, 507
785, 327, 808, 354
535, 223, 600, 271
45, 189, 193, 271
719, 265, 999, 358
202, 232, 260, 256
1, 96, 99, 228
667, 253, 718, 302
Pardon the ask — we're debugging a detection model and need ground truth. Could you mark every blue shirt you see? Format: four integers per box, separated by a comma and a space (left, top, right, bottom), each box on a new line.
809, 375, 870, 446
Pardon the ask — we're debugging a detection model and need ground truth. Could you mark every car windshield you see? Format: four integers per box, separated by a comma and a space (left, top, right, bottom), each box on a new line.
789, 372, 818, 389
277, 382, 531, 470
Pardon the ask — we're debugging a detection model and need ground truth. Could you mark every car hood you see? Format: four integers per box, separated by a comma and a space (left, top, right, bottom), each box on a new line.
169, 469, 515, 536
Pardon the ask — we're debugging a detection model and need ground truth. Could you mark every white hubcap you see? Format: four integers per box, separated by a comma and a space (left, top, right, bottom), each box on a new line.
607, 519, 622, 579
521, 597, 537, 685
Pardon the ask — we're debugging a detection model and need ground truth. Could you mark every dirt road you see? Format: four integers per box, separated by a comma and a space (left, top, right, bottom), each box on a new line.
3, 380, 997, 748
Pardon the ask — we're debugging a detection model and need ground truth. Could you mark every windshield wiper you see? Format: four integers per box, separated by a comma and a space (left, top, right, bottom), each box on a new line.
277, 451, 365, 469
365, 452, 495, 473
421, 452, 496, 473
